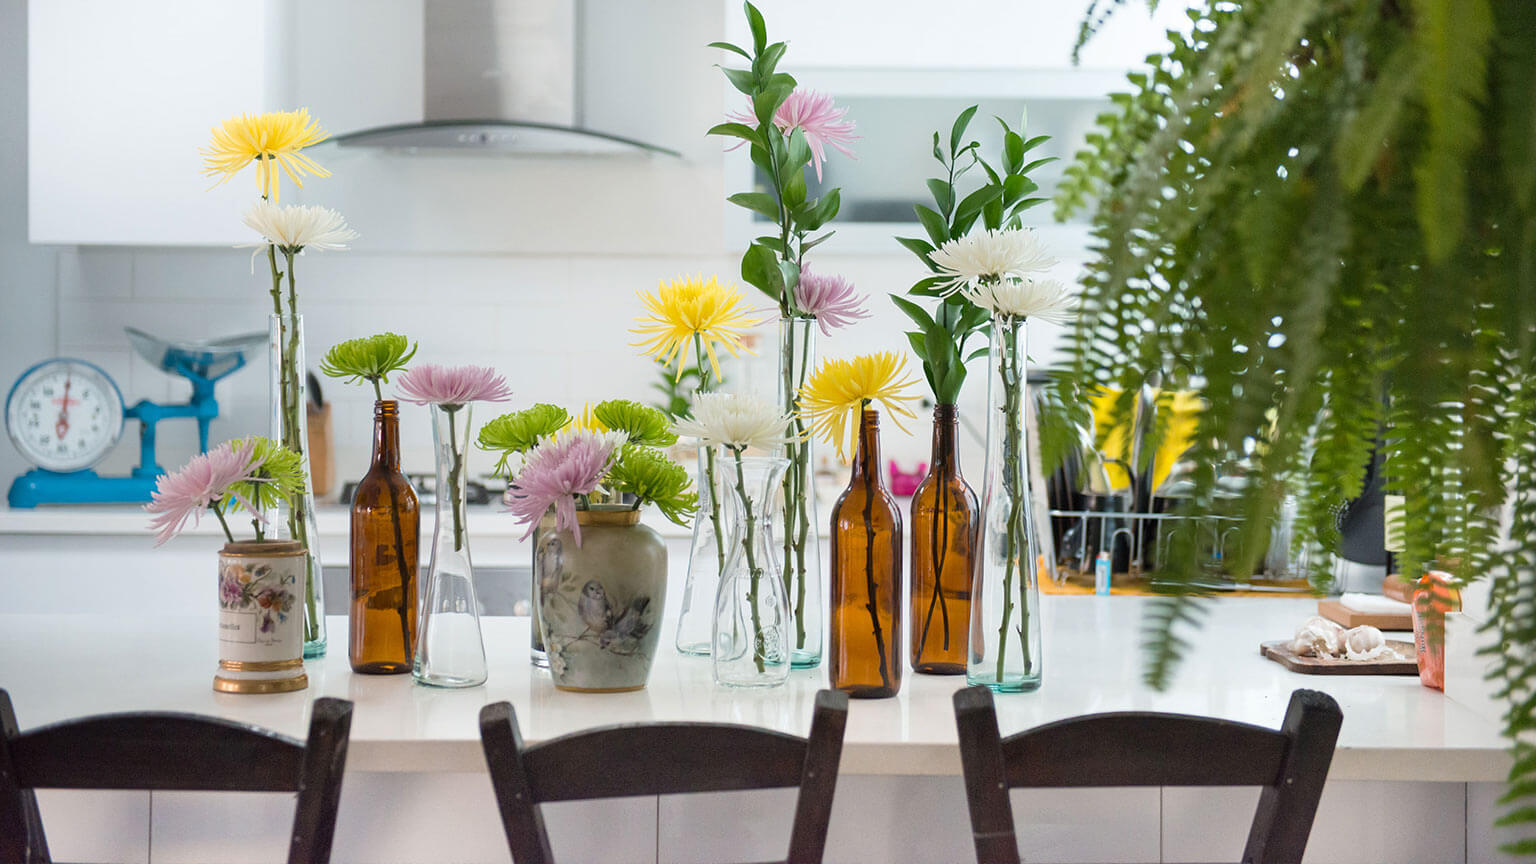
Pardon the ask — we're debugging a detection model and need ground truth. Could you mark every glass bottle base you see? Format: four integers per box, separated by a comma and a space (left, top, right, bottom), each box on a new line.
676, 641, 712, 657
838, 683, 899, 699
303, 639, 327, 659
530, 648, 550, 669
966, 673, 1043, 693
913, 661, 966, 676
413, 672, 487, 689
789, 650, 822, 669
352, 660, 411, 675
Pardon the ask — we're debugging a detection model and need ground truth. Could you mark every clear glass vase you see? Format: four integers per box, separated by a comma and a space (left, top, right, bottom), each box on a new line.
775, 317, 823, 668
968, 315, 1044, 693
713, 454, 792, 688
413, 403, 488, 688
267, 313, 325, 658
676, 441, 728, 656
530, 510, 554, 668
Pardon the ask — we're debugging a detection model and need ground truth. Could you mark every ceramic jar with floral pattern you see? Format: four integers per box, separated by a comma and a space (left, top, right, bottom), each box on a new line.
214, 539, 309, 694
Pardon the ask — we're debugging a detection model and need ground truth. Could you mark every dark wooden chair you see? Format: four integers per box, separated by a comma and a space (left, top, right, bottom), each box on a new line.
479, 689, 849, 864
0, 689, 353, 864
953, 686, 1342, 864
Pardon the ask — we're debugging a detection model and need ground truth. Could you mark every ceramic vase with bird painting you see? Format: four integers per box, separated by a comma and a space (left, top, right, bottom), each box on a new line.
534, 508, 667, 692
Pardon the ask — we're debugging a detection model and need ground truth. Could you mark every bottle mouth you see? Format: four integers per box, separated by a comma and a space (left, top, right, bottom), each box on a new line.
374, 399, 399, 416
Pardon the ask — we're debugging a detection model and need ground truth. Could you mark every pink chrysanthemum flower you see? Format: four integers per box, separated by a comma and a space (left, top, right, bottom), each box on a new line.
503, 431, 623, 546
729, 88, 857, 181
396, 363, 513, 408
144, 441, 259, 546
795, 267, 870, 336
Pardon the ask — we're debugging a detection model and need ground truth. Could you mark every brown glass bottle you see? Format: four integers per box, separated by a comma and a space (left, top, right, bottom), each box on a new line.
910, 403, 978, 675
829, 409, 903, 698
349, 400, 420, 674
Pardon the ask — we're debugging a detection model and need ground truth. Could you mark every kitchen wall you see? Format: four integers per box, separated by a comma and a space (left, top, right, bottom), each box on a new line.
1, 0, 1179, 499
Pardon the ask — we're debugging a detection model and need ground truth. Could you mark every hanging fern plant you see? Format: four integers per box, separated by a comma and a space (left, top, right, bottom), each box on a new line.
1060, 0, 1536, 850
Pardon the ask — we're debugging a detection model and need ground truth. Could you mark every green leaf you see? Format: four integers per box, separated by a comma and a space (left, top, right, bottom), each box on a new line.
756, 41, 787, 78
798, 188, 841, 231
891, 294, 938, 331
950, 105, 979, 155
721, 66, 757, 96
754, 83, 793, 129
914, 204, 949, 247
926, 178, 955, 216
707, 122, 762, 147
966, 345, 990, 362
741, 242, 784, 300
1336, 41, 1418, 191
754, 235, 790, 255
1002, 130, 1025, 174
896, 236, 935, 261
955, 185, 1002, 222
728, 191, 781, 220
932, 130, 944, 163
1412, 0, 1493, 263
1021, 134, 1051, 153
782, 127, 813, 172
782, 166, 807, 209
800, 230, 836, 254
708, 41, 750, 60
744, 1, 767, 54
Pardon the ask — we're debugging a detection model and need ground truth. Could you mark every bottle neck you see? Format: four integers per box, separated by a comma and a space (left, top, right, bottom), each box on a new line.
372, 400, 401, 470
930, 403, 959, 471
849, 408, 881, 483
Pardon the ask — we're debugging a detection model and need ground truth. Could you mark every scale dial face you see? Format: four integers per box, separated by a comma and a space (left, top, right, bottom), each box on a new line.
6, 359, 125, 472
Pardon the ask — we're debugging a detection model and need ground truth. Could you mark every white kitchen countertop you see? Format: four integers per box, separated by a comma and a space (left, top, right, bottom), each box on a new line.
0, 597, 1509, 782
0, 502, 693, 539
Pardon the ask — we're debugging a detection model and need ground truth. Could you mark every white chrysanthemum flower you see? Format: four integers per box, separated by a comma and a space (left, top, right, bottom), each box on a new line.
241, 201, 358, 254
962, 277, 1077, 323
673, 392, 794, 451
929, 228, 1058, 294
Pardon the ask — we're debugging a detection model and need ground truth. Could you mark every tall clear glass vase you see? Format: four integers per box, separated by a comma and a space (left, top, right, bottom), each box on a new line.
967, 315, 1044, 693
676, 441, 728, 656
414, 403, 488, 688
776, 317, 823, 668
713, 454, 791, 688
268, 313, 325, 658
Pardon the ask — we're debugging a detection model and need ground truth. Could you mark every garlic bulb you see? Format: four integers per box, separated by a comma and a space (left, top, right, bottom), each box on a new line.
1289, 616, 1345, 657
1343, 625, 1390, 661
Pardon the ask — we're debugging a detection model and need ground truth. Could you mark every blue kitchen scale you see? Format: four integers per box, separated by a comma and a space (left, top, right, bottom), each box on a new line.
5, 327, 267, 507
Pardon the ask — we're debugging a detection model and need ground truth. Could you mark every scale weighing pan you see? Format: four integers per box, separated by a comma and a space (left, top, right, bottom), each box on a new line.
125, 328, 267, 382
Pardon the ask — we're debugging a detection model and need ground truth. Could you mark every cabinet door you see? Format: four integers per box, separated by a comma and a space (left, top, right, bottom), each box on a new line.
28, 1, 273, 245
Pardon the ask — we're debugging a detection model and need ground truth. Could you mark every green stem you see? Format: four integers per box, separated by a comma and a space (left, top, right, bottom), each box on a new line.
212, 501, 235, 545
917, 433, 955, 658
994, 318, 1031, 684
732, 448, 766, 674
693, 334, 727, 576
858, 407, 892, 692
276, 248, 321, 647
371, 377, 383, 403
446, 407, 466, 552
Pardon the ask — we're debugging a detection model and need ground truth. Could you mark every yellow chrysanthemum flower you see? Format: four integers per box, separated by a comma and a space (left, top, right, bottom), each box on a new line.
631, 275, 760, 382
799, 352, 921, 462
201, 109, 332, 202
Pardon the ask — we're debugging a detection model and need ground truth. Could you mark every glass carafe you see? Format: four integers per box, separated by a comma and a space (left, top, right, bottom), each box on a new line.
267, 313, 325, 657
677, 441, 728, 656
712, 454, 791, 687
413, 403, 488, 688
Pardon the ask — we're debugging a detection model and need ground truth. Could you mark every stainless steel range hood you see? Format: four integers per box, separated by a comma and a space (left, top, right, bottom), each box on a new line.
331, 0, 679, 157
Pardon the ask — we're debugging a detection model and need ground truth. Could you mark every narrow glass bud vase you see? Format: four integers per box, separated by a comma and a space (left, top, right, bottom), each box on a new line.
677, 441, 728, 656
968, 316, 1044, 692
349, 400, 420, 674
531, 509, 555, 668
712, 454, 791, 688
414, 403, 488, 688
775, 317, 824, 668
267, 313, 325, 657
911, 404, 978, 674
829, 409, 903, 698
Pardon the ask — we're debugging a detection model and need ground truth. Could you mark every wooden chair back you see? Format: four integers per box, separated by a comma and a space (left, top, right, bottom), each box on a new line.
479, 689, 849, 864
0, 689, 353, 864
953, 686, 1341, 864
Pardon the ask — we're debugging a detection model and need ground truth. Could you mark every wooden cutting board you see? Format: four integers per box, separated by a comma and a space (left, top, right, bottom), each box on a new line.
1317, 598, 1412, 631
1259, 640, 1419, 675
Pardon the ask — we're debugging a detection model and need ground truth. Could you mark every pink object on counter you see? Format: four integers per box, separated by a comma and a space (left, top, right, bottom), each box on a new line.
889, 460, 926, 497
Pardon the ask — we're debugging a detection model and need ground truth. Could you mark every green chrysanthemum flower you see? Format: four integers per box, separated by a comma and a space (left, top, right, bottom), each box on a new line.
593, 399, 678, 448
607, 445, 697, 527
319, 332, 417, 401
477, 403, 571, 477
225, 436, 306, 514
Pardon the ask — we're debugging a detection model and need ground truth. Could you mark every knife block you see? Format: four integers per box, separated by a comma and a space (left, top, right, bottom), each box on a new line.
306, 402, 334, 499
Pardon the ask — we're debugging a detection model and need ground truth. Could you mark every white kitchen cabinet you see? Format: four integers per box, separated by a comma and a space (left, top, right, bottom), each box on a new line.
27, 1, 278, 246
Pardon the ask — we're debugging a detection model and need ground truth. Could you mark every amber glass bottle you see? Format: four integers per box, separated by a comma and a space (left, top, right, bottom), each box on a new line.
829, 408, 903, 698
349, 400, 420, 674
910, 403, 978, 675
